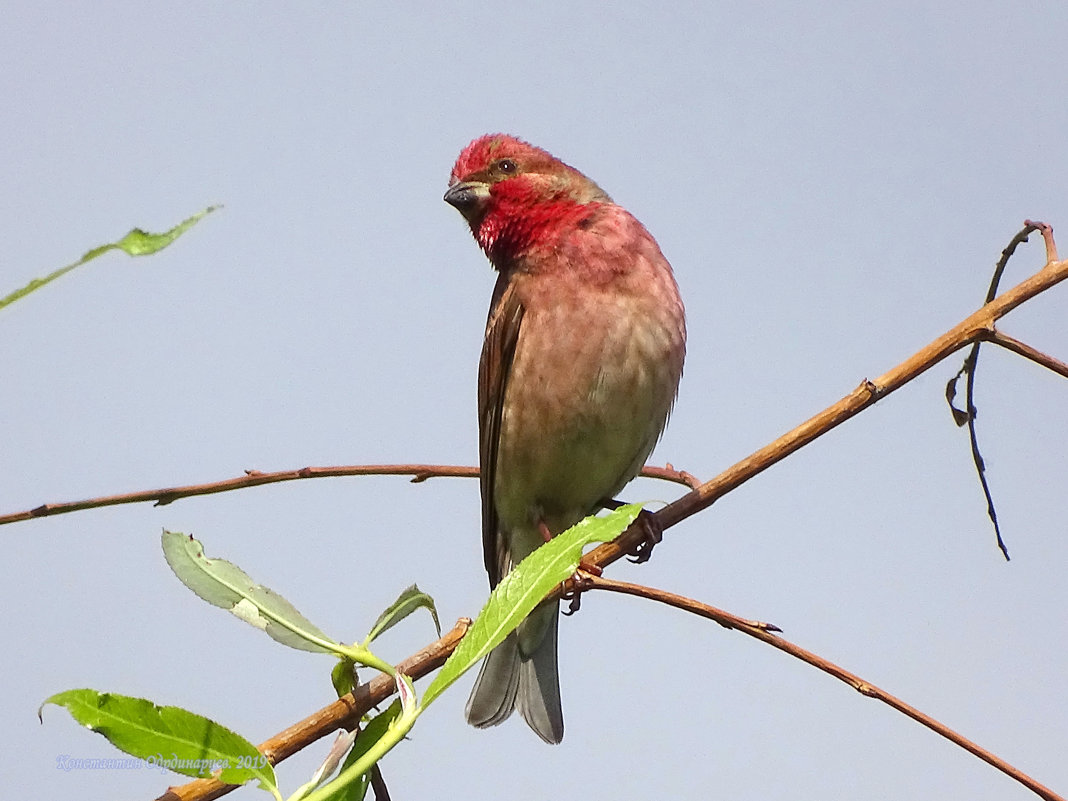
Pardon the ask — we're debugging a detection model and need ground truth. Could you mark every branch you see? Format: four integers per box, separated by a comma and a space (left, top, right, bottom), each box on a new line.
588, 228, 1068, 570
0, 463, 702, 527
944, 221, 1063, 559
576, 574, 1064, 801
981, 329, 1068, 379
152, 226, 1065, 801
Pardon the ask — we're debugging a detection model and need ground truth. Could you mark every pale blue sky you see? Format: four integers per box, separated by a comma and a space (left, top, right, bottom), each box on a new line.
2, 3, 1066, 799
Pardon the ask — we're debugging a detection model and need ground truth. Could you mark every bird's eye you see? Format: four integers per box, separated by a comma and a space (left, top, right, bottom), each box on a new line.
496, 158, 518, 174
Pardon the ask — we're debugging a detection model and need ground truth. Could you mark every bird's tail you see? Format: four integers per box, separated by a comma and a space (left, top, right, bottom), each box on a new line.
465, 602, 563, 744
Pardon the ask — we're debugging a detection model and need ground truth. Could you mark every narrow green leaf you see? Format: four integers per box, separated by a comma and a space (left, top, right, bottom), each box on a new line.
0, 206, 218, 312
111, 207, 218, 256
40, 689, 278, 797
161, 530, 338, 654
365, 584, 441, 644
422, 504, 642, 706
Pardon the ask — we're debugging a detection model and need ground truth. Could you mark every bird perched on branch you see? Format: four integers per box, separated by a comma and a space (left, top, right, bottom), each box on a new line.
445, 134, 686, 743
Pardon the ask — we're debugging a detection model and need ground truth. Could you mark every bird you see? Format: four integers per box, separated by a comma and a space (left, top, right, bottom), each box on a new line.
444, 134, 686, 744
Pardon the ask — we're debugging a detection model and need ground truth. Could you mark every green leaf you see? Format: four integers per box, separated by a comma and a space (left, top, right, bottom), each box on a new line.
0, 206, 218, 312
161, 530, 338, 654
331, 659, 358, 699
40, 689, 279, 798
422, 504, 642, 706
364, 584, 441, 645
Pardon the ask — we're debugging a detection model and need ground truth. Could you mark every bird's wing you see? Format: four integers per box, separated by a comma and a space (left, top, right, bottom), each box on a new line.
478, 273, 525, 587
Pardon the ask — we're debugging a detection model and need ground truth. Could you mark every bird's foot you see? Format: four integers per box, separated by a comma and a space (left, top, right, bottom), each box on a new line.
562, 564, 601, 616
627, 508, 663, 564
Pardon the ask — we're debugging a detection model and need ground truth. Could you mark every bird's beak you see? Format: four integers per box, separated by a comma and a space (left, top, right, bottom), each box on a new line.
444, 180, 491, 222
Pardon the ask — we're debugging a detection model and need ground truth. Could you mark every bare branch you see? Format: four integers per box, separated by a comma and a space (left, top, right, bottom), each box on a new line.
1030, 219, 1059, 263
944, 221, 1061, 560
369, 764, 391, 801
576, 574, 1066, 801
0, 463, 702, 527
981, 329, 1068, 379
587, 236, 1068, 571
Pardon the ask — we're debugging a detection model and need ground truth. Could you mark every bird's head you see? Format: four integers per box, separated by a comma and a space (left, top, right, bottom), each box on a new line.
445, 134, 611, 266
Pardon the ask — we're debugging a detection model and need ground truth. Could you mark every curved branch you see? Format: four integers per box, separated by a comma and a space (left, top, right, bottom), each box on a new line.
944, 221, 1054, 560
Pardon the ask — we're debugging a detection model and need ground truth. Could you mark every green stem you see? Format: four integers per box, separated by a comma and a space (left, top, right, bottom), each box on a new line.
294, 699, 420, 801
335, 645, 394, 677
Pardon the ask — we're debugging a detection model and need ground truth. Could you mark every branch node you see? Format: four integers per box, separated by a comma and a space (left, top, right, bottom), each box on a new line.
851, 680, 877, 697
1024, 219, 1058, 263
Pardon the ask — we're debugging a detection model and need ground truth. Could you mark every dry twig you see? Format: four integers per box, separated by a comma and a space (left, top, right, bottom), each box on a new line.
574, 574, 1065, 801
0, 464, 700, 527
944, 222, 1066, 558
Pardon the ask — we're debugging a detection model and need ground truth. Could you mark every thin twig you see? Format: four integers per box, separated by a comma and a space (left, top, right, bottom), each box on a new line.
576, 574, 1065, 801
945, 220, 1053, 560
1035, 220, 1059, 263
0, 464, 701, 527
588, 232, 1068, 571
369, 764, 390, 801
981, 329, 1068, 379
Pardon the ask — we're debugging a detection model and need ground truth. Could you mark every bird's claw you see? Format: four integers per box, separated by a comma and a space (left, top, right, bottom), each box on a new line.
627, 509, 664, 564
563, 593, 582, 616
561, 565, 600, 615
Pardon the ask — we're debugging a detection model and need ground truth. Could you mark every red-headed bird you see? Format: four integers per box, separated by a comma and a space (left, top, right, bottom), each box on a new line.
445, 134, 686, 743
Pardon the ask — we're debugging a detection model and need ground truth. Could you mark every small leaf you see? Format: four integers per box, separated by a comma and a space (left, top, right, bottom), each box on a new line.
945, 370, 970, 426
395, 674, 416, 717
111, 207, 218, 256
423, 505, 642, 706
365, 584, 441, 644
331, 659, 358, 699
40, 689, 278, 797
304, 729, 358, 794
161, 530, 338, 654
0, 206, 218, 312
